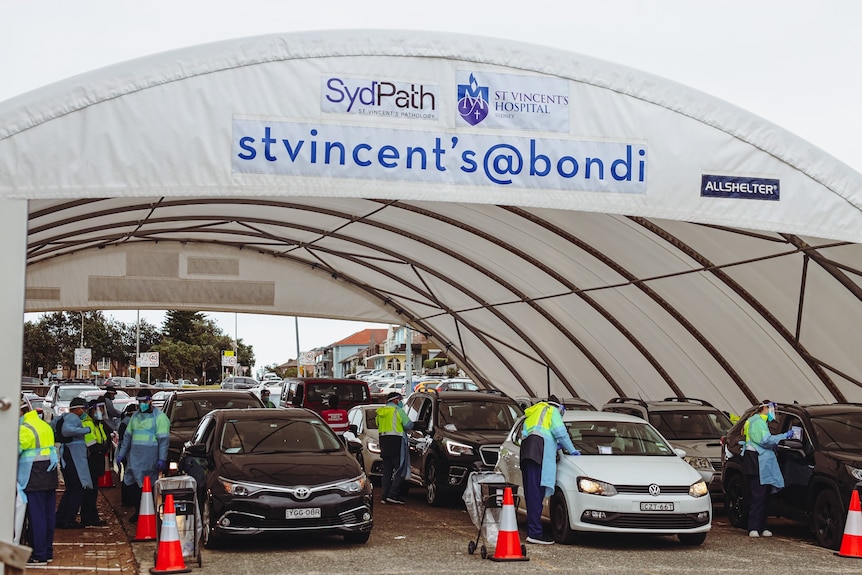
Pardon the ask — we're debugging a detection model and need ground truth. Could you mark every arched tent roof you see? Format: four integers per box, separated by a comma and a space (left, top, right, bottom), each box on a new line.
2, 30, 862, 414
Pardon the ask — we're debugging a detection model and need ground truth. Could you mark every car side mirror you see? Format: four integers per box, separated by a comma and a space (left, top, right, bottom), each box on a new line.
348, 424, 358, 435
346, 438, 362, 455
673, 448, 687, 458
184, 443, 208, 458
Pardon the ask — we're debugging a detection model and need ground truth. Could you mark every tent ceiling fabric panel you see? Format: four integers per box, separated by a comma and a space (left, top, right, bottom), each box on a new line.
3, 30, 862, 414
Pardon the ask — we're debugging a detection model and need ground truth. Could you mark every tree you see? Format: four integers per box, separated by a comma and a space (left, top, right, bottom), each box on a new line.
162, 310, 205, 344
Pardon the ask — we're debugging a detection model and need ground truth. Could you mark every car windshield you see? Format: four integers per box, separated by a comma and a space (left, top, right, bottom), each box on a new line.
58, 387, 97, 401
811, 412, 862, 451
566, 420, 675, 455
439, 401, 520, 431
307, 383, 369, 403
171, 396, 263, 428
648, 410, 733, 440
219, 417, 342, 453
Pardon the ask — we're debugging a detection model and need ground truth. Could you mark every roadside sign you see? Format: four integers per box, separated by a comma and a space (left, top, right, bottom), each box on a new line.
37, 367, 43, 375
74, 348, 92, 366
139, 351, 159, 368
222, 350, 237, 367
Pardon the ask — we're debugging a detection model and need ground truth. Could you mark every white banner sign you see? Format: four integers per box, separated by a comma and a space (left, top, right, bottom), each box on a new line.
74, 348, 92, 366
138, 351, 159, 368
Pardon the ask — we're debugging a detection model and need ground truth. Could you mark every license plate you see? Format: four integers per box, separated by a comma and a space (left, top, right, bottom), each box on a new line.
286, 508, 321, 519
640, 502, 674, 511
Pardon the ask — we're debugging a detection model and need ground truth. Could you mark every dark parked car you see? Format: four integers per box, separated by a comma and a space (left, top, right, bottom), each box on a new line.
721, 402, 862, 549
179, 408, 373, 548
404, 390, 523, 505
161, 390, 264, 471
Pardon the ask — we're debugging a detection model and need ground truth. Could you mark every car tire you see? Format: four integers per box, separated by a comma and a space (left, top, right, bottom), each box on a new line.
424, 458, 444, 506
550, 489, 577, 544
724, 472, 748, 529
813, 488, 845, 549
201, 498, 221, 550
343, 531, 371, 544
678, 532, 707, 545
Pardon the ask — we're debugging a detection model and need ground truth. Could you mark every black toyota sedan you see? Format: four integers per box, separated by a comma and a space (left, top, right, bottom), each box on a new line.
179, 408, 373, 548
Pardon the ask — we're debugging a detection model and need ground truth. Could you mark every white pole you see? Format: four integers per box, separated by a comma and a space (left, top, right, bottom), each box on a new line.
404, 325, 413, 392
234, 312, 239, 377
135, 310, 140, 383
295, 316, 301, 377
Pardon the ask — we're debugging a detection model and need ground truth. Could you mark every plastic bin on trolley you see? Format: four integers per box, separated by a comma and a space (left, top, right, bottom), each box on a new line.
462, 472, 521, 559
154, 475, 202, 568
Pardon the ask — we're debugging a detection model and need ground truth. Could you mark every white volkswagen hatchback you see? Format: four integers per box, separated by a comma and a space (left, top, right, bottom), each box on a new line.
496, 410, 711, 545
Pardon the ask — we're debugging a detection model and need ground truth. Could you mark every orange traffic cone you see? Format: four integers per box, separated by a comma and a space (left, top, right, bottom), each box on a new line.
836, 488, 862, 558
488, 486, 529, 562
98, 452, 115, 488
133, 475, 158, 542
149, 494, 191, 574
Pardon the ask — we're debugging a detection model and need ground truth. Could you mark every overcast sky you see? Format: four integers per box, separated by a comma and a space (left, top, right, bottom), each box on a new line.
7, 0, 861, 370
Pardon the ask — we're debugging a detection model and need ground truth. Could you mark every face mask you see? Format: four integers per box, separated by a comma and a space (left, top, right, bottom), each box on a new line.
139, 402, 151, 413
767, 406, 776, 422
78, 411, 87, 421
94, 411, 103, 420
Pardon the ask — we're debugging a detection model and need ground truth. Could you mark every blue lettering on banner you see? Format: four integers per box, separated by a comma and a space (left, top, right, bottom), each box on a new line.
232, 120, 648, 194
701, 174, 780, 201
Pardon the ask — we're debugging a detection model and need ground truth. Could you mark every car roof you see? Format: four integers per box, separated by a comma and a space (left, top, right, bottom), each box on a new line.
561, 410, 650, 424
210, 407, 314, 420
602, 397, 723, 413
418, 390, 515, 403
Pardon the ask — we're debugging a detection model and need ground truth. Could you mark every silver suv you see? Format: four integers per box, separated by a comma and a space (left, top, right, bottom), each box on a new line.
600, 397, 733, 499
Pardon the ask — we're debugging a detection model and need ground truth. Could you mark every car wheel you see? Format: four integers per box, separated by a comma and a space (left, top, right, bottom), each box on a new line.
425, 458, 443, 506
201, 498, 221, 549
343, 531, 370, 544
550, 489, 577, 544
813, 488, 845, 549
724, 472, 748, 529
678, 532, 707, 545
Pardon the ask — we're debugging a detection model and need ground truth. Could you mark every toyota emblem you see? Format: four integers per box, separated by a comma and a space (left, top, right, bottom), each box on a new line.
648, 484, 661, 497
294, 487, 311, 500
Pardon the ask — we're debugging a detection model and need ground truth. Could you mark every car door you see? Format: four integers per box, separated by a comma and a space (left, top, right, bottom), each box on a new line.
405, 395, 433, 484
497, 418, 525, 506
772, 411, 815, 521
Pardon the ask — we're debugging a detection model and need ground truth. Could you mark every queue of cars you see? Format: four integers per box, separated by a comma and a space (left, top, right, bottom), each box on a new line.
28, 376, 859, 551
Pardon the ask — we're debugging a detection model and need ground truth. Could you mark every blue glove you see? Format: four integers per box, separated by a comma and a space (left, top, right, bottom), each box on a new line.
569, 449, 581, 456
785, 430, 795, 439
116, 455, 124, 465
156, 460, 167, 471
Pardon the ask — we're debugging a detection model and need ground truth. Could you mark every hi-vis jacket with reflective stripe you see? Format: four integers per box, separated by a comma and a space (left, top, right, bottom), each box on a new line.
18, 410, 59, 493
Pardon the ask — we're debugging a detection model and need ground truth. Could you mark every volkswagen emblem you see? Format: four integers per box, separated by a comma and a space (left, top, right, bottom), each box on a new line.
648, 484, 661, 497
294, 487, 311, 500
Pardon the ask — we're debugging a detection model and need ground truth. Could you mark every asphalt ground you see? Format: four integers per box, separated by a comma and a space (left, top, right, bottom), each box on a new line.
33, 479, 862, 575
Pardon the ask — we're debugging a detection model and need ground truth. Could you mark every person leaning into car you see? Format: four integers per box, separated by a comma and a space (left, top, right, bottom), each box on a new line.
375, 391, 413, 505
520, 395, 579, 545
743, 400, 794, 538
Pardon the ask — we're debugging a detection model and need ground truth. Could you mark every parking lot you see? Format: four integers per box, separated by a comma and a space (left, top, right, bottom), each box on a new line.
118, 490, 859, 575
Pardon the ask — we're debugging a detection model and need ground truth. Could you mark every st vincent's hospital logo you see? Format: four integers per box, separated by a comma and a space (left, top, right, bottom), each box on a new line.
458, 73, 490, 126
456, 71, 570, 133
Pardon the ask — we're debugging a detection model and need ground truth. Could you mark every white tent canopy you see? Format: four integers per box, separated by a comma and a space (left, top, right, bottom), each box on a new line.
3, 30, 862, 415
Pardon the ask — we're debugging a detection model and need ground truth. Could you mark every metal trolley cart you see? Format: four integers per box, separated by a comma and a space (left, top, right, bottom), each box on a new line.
462, 472, 522, 559
154, 475, 202, 568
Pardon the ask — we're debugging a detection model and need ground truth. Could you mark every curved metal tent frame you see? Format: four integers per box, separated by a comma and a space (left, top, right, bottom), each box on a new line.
3, 30, 862, 415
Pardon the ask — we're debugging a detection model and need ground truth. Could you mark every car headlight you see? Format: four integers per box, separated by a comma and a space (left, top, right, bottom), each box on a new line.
335, 474, 368, 494
367, 440, 381, 454
684, 456, 712, 471
219, 477, 263, 497
577, 477, 618, 496
444, 439, 474, 457
846, 464, 862, 481
689, 480, 709, 498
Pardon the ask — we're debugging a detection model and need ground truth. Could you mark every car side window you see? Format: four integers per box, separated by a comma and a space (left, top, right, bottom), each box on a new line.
191, 416, 216, 447
512, 419, 525, 446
